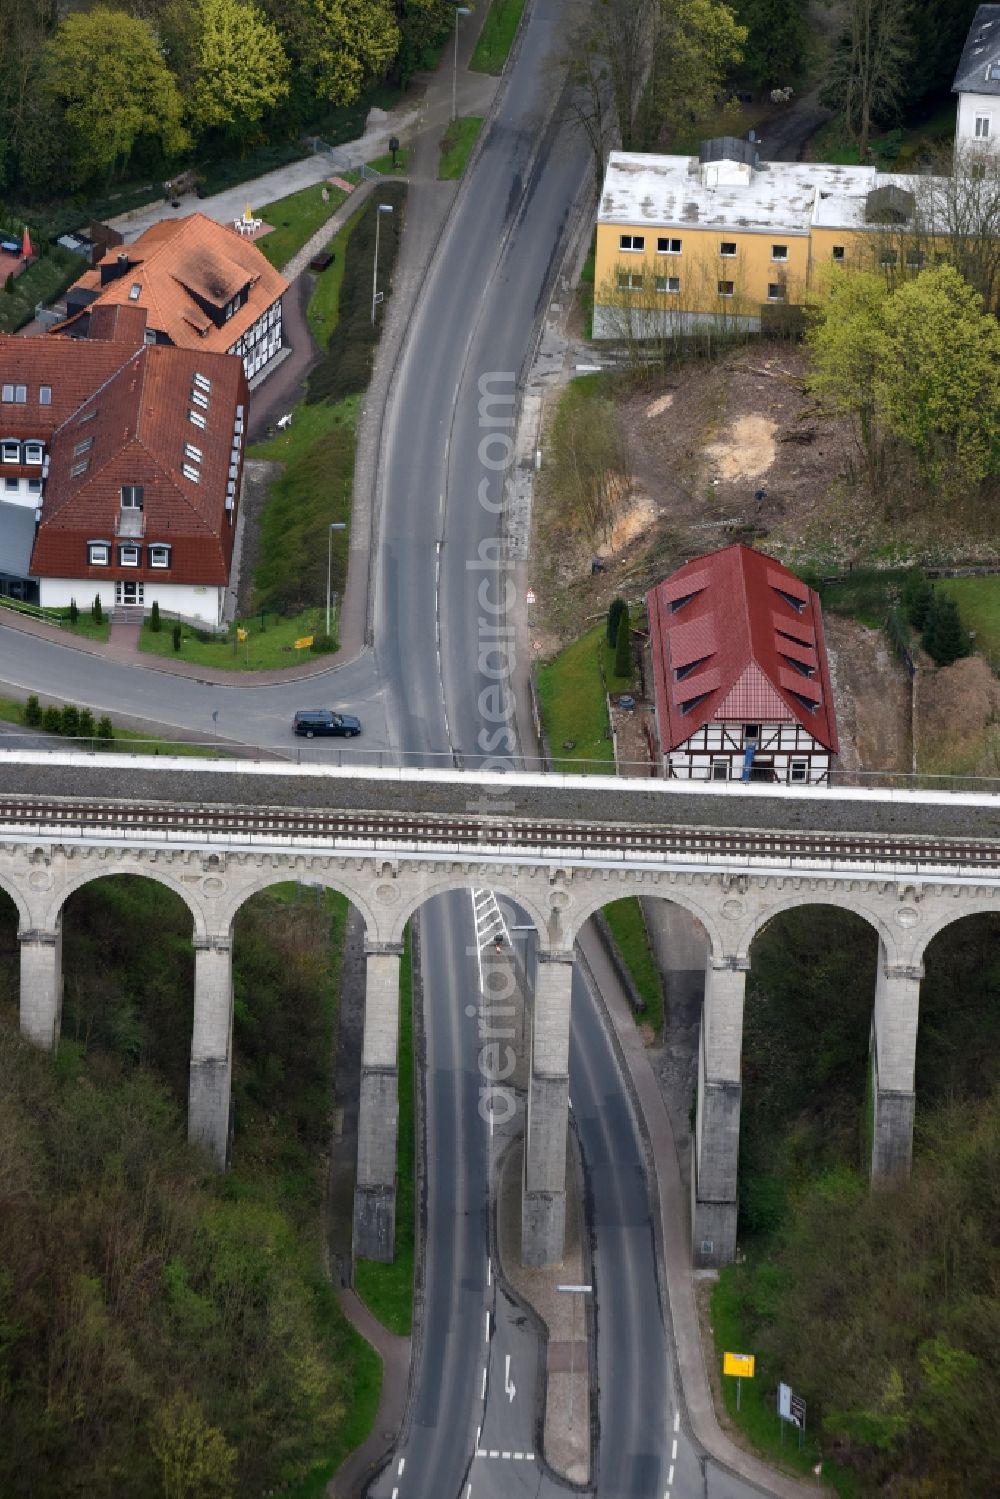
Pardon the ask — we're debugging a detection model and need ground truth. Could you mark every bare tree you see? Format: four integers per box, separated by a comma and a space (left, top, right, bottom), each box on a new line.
564, 0, 657, 182
824, 0, 912, 158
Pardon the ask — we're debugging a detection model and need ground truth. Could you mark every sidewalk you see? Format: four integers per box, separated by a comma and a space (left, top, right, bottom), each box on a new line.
329, 1290, 411, 1499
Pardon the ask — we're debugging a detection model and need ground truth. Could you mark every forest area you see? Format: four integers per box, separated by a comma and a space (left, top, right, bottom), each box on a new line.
0, 877, 373, 1499
725, 906, 1000, 1494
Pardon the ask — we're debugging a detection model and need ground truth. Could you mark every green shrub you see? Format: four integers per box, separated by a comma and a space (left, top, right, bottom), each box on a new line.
615, 607, 631, 678
310, 631, 335, 653
69, 598, 79, 624
923, 591, 969, 666
172, 623, 182, 651
607, 596, 627, 647
42, 706, 62, 734
4, 273, 12, 295
150, 600, 161, 633
78, 708, 96, 741
902, 569, 933, 629
92, 595, 103, 624
60, 704, 80, 738
23, 695, 42, 727
96, 715, 114, 744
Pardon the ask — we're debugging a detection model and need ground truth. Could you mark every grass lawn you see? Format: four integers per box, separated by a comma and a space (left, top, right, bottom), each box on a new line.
0, 245, 80, 332
813, 568, 907, 629
256, 181, 352, 270
0, 599, 110, 642
438, 117, 484, 179
367, 146, 409, 175
139, 605, 336, 671
470, 0, 527, 73
355, 926, 415, 1335
710, 1270, 859, 1496
579, 232, 596, 338
603, 898, 663, 1036
934, 576, 1000, 658
536, 624, 615, 772
249, 395, 357, 617
307, 206, 367, 348
0, 696, 217, 755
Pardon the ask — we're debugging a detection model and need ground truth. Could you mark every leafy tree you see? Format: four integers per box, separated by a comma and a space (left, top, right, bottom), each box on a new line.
60, 704, 80, 738
733, 0, 805, 88
22, 694, 41, 727
96, 714, 115, 744
78, 708, 96, 742
393, 0, 452, 85
607, 596, 627, 647
42, 705, 61, 733
188, 0, 290, 141
614, 606, 631, 677
822, 0, 912, 158
68, 597, 78, 624
149, 1391, 235, 1499
92, 595, 103, 624
646, 0, 748, 143
298, 0, 400, 108
37, 7, 189, 186
874, 264, 1000, 490
172, 622, 182, 651
807, 268, 888, 489
922, 591, 968, 667
150, 600, 161, 633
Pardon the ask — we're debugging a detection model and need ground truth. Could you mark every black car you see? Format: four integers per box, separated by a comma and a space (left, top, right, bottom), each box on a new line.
292, 709, 362, 738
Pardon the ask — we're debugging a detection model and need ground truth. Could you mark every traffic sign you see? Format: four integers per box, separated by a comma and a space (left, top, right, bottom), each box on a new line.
294, 635, 314, 650
723, 1352, 755, 1378
526, 589, 536, 605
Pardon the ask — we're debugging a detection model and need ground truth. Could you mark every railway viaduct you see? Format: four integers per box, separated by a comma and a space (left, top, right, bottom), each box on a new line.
0, 751, 997, 1268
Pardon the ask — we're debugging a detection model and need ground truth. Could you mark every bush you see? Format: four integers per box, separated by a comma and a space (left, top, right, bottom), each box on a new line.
607, 596, 627, 647
42, 706, 62, 734
615, 607, 631, 678
172, 623, 182, 652
310, 632, 335, 654
923, 591, 969, 667
150, 600, 161, 633
902, 569, 933, 630
96, 715, 114, 744
4, 273, 12, 295
68, 598, 79, 624
92, 595, 103, 624
78, 708, 96, 741
60, 704, 80, 738
23, 695, 42, 727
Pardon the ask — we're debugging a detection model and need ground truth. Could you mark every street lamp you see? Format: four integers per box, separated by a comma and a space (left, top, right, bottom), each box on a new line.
556, 1283, 592, 1433
326, 522, 346, 636
452, 6, 472, 122
371, 203, 394, 326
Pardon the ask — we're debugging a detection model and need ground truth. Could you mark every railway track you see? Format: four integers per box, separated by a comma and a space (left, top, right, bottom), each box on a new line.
1, 796, 997, 872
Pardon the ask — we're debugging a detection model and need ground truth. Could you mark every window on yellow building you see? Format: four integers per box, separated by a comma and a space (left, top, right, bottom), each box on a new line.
655, 276, 680, 294
617, 271, 643, 290
718, 280, 735, 298
771, 244, 788, 261
832, 245, 845, 261
657, 236, 682, 254
720, 241, 737, 257
619, 233, 645, 252
767, 283, 785, 301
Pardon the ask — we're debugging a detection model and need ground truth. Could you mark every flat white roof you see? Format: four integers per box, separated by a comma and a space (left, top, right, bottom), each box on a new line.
598, 151, 947, 236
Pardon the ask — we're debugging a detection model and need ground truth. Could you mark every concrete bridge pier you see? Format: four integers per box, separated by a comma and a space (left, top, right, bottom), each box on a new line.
353, 943, 403, 1264
188, 936, 234, 1167
522, 950, 574, 1267
19, 924, 64, 1051
692, 956, 747, 1268
871, 956, 921, 1178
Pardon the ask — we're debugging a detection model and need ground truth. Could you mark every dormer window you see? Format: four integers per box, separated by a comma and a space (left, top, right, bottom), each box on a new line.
119, 544, 140, 567
182, 462, 200, 483
184, 442, 203, 462
2, 441, 20, 463
24, 441, 43, 464
39, 385, 51, 406
149, 544, 171, 569
88, 541, 109, 566
121, 484, 144, 509
193, 373, 212, 393
189, 409, 206, 429
128, 283, 142, 300
191, 389, 209, 410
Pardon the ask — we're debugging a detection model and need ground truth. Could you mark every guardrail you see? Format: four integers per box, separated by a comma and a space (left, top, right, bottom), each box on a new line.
0, 597, 64, 627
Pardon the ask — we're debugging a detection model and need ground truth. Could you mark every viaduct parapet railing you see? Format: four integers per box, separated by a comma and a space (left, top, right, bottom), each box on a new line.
1, 751, 998, 1268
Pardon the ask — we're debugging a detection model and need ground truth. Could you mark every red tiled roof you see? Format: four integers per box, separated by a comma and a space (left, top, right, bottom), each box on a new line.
29, 344, 247, 587
647, 544, 839, 753
59, 213, 287, 357
0, 334, 137, 440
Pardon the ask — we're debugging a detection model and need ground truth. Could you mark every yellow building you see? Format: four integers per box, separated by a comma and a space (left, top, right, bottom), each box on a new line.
593, 139, 950, 338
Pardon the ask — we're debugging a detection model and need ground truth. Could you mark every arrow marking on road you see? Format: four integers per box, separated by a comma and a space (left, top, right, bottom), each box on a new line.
504, 1354, 516, 1403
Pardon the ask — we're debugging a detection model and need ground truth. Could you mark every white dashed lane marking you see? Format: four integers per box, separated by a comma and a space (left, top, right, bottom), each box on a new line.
475, 1450, 533, 1461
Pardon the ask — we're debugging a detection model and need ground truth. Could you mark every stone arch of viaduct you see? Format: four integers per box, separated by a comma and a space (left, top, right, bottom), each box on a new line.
1, 841, 995, 1268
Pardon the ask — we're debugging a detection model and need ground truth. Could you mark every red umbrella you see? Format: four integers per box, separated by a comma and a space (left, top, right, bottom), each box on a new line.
21, 225, 32, 260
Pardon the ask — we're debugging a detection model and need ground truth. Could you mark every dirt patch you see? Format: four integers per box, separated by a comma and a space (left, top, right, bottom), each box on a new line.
916, 655, 1000, 774
824, 615, 912, 774
598, 493, 658, 556
646, 391, 674, 418
704, 414, 777, 484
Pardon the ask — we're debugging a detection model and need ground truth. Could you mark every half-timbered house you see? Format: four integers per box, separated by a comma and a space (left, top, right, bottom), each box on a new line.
647, 544, 838, 782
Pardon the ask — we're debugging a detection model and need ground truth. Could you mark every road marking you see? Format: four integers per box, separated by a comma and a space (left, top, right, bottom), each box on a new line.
514, 1451, 524, 1459
466, 1486, 471, 1499
489, 1450, 499, 1459
475, 1450, 535, 1462
484, 1311, 490, 1342
502, 1451, 511, 1459
486, 1258, 491, 1286
671, 1438, 677, 1460
481, 1366, 487, 1397
504, 1353, 516, 1402
674, 1411, 680, 1432
398, 1458, 405, 1476
391, 1490, 397, 1499
668, 1465, 675, 1485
